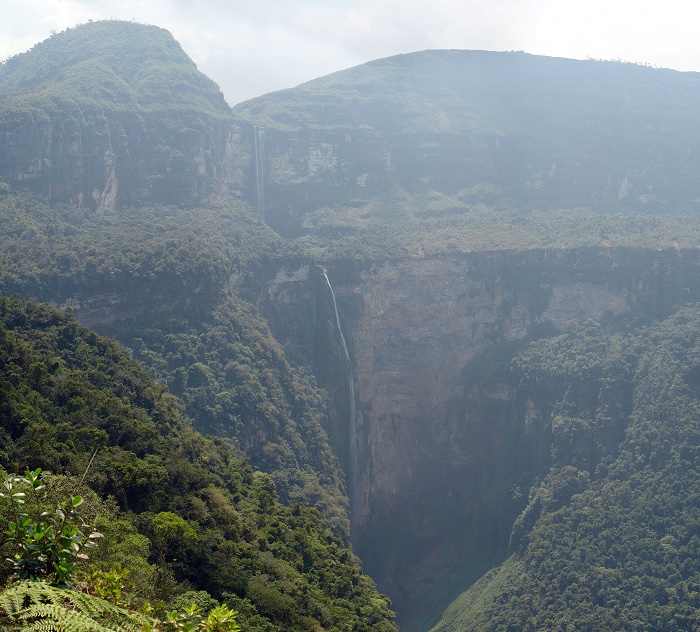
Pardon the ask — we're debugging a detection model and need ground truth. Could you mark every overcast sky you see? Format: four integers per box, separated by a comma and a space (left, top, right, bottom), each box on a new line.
3, 0, 700, 106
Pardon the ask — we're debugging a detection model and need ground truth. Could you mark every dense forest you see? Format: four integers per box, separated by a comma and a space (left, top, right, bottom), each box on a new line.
0, 294, 395, 630
0, 189, 351, 539
3, 18, 700, 631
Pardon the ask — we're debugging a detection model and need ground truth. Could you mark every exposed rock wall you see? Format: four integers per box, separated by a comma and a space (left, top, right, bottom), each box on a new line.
323, 247, 700, 625
0, 110, 392, 218
0, 107, 243, 209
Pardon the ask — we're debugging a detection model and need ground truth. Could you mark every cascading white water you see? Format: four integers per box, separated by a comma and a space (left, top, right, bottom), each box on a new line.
324, 273, 357, 528
253, 124, 266, 219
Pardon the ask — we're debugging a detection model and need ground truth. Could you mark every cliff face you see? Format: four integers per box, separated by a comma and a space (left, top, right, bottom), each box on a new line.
8, 43, 700, 221
0, 109, 248, 209
0, 108, 391, 214
305, 247, 700, 626
0, 20, 246, 210
235, 50, 700, 236
260, 126, 393, 233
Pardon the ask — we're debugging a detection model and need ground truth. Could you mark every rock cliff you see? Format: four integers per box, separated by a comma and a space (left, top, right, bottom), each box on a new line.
260, 247, 700, 627
0, 21, 241, 209
7, 35, 700, 224
235, 51, 700, 236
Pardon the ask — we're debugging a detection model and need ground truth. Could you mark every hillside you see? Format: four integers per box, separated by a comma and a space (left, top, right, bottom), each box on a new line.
0, 20, 229, 113
0, 293, 396, 630
0, 189, 351, 540
0, 20, 236, 209
433, 309, 700, 630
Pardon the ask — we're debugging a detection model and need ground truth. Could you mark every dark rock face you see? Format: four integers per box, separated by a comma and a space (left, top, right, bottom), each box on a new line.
346, 249, 675, 623
260, 126, 393, 233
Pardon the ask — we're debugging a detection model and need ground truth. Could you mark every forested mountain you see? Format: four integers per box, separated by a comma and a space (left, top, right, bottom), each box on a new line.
3, 18, 700, 631
0, 20, 228, 112
0, 20, 234, 209
233, 49, 700, 234
0, 190, 350, 540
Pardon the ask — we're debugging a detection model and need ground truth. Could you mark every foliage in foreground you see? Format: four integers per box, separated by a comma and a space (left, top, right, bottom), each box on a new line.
0, 579, 150, 631
0, 468, 240, 630
1, 467, 102, 585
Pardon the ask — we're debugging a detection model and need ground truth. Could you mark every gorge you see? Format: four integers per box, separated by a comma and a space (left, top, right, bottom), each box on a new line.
3, 19, 700, 630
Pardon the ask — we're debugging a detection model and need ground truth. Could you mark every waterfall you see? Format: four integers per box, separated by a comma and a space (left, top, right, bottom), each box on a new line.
324, 273, 357, 528
253, 124, 266, 219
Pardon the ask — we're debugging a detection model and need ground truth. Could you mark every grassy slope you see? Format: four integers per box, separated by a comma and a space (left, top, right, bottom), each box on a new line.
235, 50, 700, 134
295, 192, 700, 263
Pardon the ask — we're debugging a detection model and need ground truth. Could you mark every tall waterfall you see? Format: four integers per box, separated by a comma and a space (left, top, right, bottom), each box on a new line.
324, 273, 357, 528
253, 124, 265, 219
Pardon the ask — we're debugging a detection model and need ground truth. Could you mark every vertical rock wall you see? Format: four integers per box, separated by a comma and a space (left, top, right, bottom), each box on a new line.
336, 247, 700, 624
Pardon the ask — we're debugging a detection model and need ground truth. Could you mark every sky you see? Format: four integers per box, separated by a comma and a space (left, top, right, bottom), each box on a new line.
3, 0, 700, 106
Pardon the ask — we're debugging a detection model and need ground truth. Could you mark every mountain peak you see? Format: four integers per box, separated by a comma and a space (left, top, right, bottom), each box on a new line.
0, 20, 230, 113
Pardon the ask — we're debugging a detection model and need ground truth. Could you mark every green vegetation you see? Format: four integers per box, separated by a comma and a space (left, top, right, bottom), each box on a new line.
5, 21, 700, 630
0, 580, 150, 631
0, 20, 229, 116
0, 295, 396, 630
434, 308, 700, 630
1, 467, 103, 585
0, 190, 348, 538
0, 192, 282, 301
295, 188, 700, 262
122, 293, 350, 539
0, 468, 240, 630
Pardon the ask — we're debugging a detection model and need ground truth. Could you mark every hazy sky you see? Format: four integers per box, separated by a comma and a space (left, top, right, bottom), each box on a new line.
3, 0, 700, 106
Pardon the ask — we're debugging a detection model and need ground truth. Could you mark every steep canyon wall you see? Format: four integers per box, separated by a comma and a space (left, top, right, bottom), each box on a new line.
259, 247, 700, 627
0, 109, 391, 216
9, 99, 700, 224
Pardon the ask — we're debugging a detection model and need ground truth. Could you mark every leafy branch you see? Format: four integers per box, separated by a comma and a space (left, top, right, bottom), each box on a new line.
0, 468, 102, 585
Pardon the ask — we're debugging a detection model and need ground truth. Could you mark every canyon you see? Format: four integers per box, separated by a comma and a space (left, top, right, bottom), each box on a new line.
5, 21, 700, 629
52, 243, 700, 626
253, 246, 700, 626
